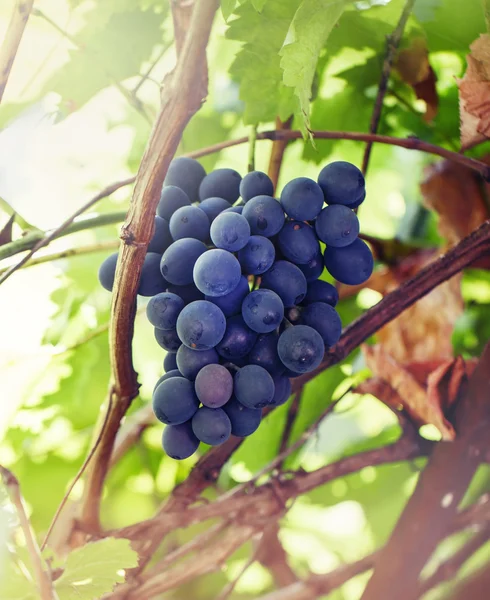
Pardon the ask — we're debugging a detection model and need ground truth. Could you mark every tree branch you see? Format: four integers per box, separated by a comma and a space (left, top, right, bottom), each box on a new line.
360, 342, 490, 600
362, 0, 417, 174
0, 0, 35, 104
78, 0, 219, 533
292, 220, 490, 393
0, 240, 119, 275
0, 466, 58, 600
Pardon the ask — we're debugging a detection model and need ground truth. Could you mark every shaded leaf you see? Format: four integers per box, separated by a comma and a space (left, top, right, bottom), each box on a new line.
55, 538, 138, 600
363, 345, 456, 440
458, 34, 490, 147
280, 0, 347, 136
0, 556, 38, 600
251, 0, 268, 11
396, 37, 438, 121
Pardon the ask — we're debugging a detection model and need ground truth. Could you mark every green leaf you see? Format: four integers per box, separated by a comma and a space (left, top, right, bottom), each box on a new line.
251, 0, 268, 11
226, 0, 300, 124
0, 557, 38, 600
221, 0, 237, 21
55, 538, 138, 600
280, 0, 348, 136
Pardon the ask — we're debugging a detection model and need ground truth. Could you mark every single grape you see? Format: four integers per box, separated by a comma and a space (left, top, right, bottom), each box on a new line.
318, 161, 365, 206
277, 221, 319, 265
223, 396, 261, 437
324, 238, 373, 285
240, 171, 274, 202
176, 300, 226, 350
138, 253, 167, 297
301, 302, 342, 347
148, 216, 173, 254
162, 421, 199, 460
241, 289, 284, 334
248, 332, 284, 376
206, 275, 250, 317
315, 204, 359, 247
163, 353, 178, 372
237, 235, 275, 275
280, 177, 324, 220
242, 196, 285, 237
270, 374, 292, 407
160, 238, 207, 286
234, 365, 275, 409
169, 205, 210, 242
277, 325, 324, 374
215, 315, 258, 360
147, 292, 185, 330
192, 407, 232, 445
153, 369, 183, 393
193, 249, 242, 297
98, 252, 118, 291
164, 157, 206, 203
223, 205, 243, 214
303, 280, 339, 307
153, 377, 199, 424
298, 250, 324, 282
198, 197, 232, 223
154, 328, 181, 353
157, 186, 191, 221
199, 168, 242, 203
176, 345, 219, 380
260, 260, 307, 307
210, 212, 250, 252
195, 364, 233, 408
166, 283, 204, 304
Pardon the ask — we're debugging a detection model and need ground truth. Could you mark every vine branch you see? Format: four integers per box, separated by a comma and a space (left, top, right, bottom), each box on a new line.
78, 0, 219, 533
362, 0, 417, 174
0, 0, 35, 104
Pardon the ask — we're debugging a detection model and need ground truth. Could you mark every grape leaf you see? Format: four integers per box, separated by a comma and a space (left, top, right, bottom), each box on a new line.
280, 0, 348, 136
251, 0, 268, 11
55, 538, 138, 600
221, 0, 237, 21
226, 0, 299, 124
0, 557, 38, 600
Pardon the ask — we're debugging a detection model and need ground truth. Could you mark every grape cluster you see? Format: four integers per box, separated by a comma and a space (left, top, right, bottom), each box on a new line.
98, 157, 373, 460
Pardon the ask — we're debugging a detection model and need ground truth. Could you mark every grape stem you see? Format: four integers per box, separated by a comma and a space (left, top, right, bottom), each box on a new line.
361, 0, 417, 175
268, 116, 294, 193
0, 0, 35, 104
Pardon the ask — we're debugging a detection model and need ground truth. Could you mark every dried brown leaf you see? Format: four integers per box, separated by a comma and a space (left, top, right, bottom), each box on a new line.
396, 38, 438, 121
458, 34, 490, 147
420, 159, 489, 268
363, 345, 456, 440
0, 214, 15, 246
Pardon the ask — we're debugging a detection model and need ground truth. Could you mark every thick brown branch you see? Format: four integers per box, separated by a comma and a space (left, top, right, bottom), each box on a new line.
360, 342, 490, 600
78, 0, 219, 533
0, 0, 35, 104
292, 220, 490, 393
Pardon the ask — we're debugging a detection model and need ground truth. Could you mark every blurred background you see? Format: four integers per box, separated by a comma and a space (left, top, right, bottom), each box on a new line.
0, 0, 489, 598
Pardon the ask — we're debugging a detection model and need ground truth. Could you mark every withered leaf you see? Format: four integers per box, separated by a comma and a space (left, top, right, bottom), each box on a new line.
0, 213, 15, 247
458, 34, 490, 147
363, 345, 456, 440
396, 38, 438, 121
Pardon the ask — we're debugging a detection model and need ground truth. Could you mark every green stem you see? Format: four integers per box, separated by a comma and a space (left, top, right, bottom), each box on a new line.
0, 210, 127, 261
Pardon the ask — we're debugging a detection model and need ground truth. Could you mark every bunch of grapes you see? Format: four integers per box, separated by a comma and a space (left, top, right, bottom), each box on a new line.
99, 157, 373, 460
